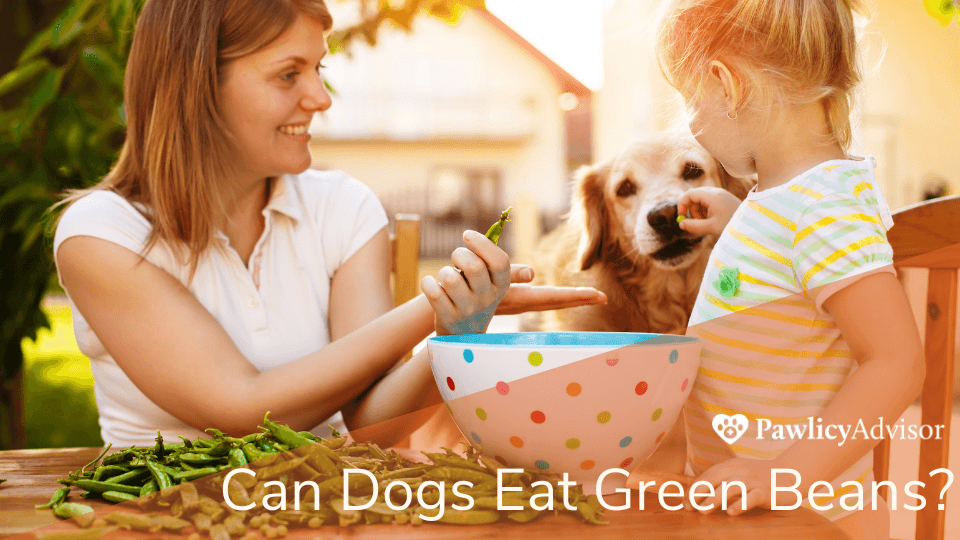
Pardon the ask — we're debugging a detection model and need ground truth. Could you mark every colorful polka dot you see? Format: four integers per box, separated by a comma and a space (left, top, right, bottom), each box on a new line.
565, 438, 581, 450
446, 377, 455, 391
655, 431, 666, 444
510, 436, 524, 448
620, 457, 634, 468
669, 350, 679, 364
635, 381, 648, 395
530, 411, 546, 424
535, 460, 550, 470
597, 411, 611, 424
528, 352, 543, 366
619, 436, 633, 448
463, 349, 474, 363
681, 378, 688, 391
475, 408, 487, 421
471, 432, 482, 444
496, 381, 510, 395
580, 460, 595, 470
566, 383, 581, 396
652, 408, 662, 421
495, 456, 508, 466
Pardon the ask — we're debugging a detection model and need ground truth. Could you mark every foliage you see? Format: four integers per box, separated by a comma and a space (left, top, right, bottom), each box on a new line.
0, 0, 484, 449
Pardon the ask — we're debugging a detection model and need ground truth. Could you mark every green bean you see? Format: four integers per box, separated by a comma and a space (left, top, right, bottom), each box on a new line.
139, 480, 157, 497
144, 459, 172, 491
484, 207, 512, 245
0, 478, 5, 485
242, 442, 271, 463
73, 480, 141, 496
103, 468, 148, 485
437, 509, 501, 525
170, 467, 220, 481
36, 486, 71, 509
506, 508, 541, 523
78, 445, 113, 476
228, 448, 248, 468
53, 502, 95, 520
101, 449, 133, 466
91, 465, 128, 482
425, 466, 493, 484
263, 412, 313, 449
576, 501, 608, 525
102, 491, 138, 503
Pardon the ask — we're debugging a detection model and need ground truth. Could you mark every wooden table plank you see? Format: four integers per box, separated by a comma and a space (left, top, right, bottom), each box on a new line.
0, 448, 852, 539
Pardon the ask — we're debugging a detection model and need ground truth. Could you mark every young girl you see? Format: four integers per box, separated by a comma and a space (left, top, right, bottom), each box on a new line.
656, 1, 925, 538
52, 0, 604, 449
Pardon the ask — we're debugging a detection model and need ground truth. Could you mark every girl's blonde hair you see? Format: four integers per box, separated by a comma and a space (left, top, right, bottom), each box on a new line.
656, 0, 864, 149
57, 0, 332, 275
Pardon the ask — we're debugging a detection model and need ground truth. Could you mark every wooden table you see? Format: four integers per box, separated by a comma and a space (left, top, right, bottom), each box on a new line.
0, 447, 852, 539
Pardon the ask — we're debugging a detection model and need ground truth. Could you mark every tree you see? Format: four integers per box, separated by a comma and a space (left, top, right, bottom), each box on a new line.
0, 0, 484, 449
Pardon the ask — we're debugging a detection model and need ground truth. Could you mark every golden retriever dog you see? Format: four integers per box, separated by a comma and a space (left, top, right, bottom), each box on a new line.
519, 133, 754, 472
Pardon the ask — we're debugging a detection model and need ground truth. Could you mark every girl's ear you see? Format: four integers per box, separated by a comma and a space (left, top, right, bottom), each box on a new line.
709, 60, 742, 116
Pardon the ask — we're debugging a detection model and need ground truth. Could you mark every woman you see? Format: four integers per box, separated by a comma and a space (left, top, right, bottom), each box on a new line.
53, 0, 605, 447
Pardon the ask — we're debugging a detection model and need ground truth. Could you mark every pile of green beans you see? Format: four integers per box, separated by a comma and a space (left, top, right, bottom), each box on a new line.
43, 413, 605, 536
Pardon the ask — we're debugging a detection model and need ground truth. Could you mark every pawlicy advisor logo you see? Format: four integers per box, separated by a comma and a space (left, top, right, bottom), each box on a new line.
712, 414, 748, 444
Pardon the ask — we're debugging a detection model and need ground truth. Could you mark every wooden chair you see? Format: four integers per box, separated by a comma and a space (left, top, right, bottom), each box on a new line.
875, 195, 960, 540
391, 212, 422, 334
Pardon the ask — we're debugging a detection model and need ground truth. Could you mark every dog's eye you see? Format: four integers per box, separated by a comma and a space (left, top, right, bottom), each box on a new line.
616, 179, 637, 198
683, 162, 704, 180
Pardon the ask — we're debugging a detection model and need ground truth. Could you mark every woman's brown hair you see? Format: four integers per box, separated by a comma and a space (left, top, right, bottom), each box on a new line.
57, 0, 332, 274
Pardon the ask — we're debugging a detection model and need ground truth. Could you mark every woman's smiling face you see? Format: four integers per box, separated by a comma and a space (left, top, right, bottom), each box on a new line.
218, 14, 332, 181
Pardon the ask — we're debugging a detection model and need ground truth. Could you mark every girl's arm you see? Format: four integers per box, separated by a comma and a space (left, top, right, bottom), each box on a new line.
690, 271, 925, 513
774, 271, 925, 491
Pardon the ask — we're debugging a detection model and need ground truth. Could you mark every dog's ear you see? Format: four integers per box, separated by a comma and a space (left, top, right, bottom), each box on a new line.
717, 161, 756, 200
569, 160, 611, 271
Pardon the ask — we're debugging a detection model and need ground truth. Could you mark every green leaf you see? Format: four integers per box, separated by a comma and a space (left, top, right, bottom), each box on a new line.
0, 183, 52, 209
0, 59, 53, 99
27, 69, 67, 121
17, 26, 55, 64
51, 0, 98, 49
80, 46, 124, 90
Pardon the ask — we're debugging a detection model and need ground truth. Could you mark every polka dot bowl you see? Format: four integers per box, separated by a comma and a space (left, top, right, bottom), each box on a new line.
426, 332, 701, 494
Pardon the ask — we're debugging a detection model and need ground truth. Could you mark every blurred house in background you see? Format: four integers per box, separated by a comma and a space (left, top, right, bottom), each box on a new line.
310, 6, 592, 264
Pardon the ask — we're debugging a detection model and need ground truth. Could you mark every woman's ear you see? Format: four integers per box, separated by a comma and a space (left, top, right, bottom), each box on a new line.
708, 60, 742, 116
569, 161, 611, 271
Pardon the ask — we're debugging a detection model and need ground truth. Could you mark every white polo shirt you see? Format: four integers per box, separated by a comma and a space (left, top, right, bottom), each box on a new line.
53, 169, 389, 447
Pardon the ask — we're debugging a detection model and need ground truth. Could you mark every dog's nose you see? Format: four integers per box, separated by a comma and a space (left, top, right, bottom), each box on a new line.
647, 202, 682, 238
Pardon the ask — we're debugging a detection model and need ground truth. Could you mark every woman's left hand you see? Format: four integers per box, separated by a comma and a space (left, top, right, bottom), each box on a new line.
495, 267, 607, 315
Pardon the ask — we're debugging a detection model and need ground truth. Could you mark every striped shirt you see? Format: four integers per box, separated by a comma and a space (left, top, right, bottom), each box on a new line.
684, 157, 896, 520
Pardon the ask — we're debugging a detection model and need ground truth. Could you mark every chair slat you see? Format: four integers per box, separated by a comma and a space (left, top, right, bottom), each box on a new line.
916, 269, 956, 540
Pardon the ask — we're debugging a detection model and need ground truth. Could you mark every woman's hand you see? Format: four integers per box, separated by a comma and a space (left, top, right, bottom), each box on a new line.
495, 267, 607, 315
677, 187, 743, 236
421, 229, 512, 336
683, 457, 777, 516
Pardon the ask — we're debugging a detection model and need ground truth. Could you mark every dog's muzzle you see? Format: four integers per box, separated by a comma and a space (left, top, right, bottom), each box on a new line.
647, 201, 703, 262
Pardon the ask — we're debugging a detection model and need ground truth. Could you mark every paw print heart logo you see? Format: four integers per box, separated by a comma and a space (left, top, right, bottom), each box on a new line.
712, 413, 749, 444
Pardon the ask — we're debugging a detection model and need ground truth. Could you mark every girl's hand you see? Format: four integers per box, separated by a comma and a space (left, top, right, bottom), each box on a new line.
421, 229, 512, 336
677, 187, 743, 236
683, 457, 777, 516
